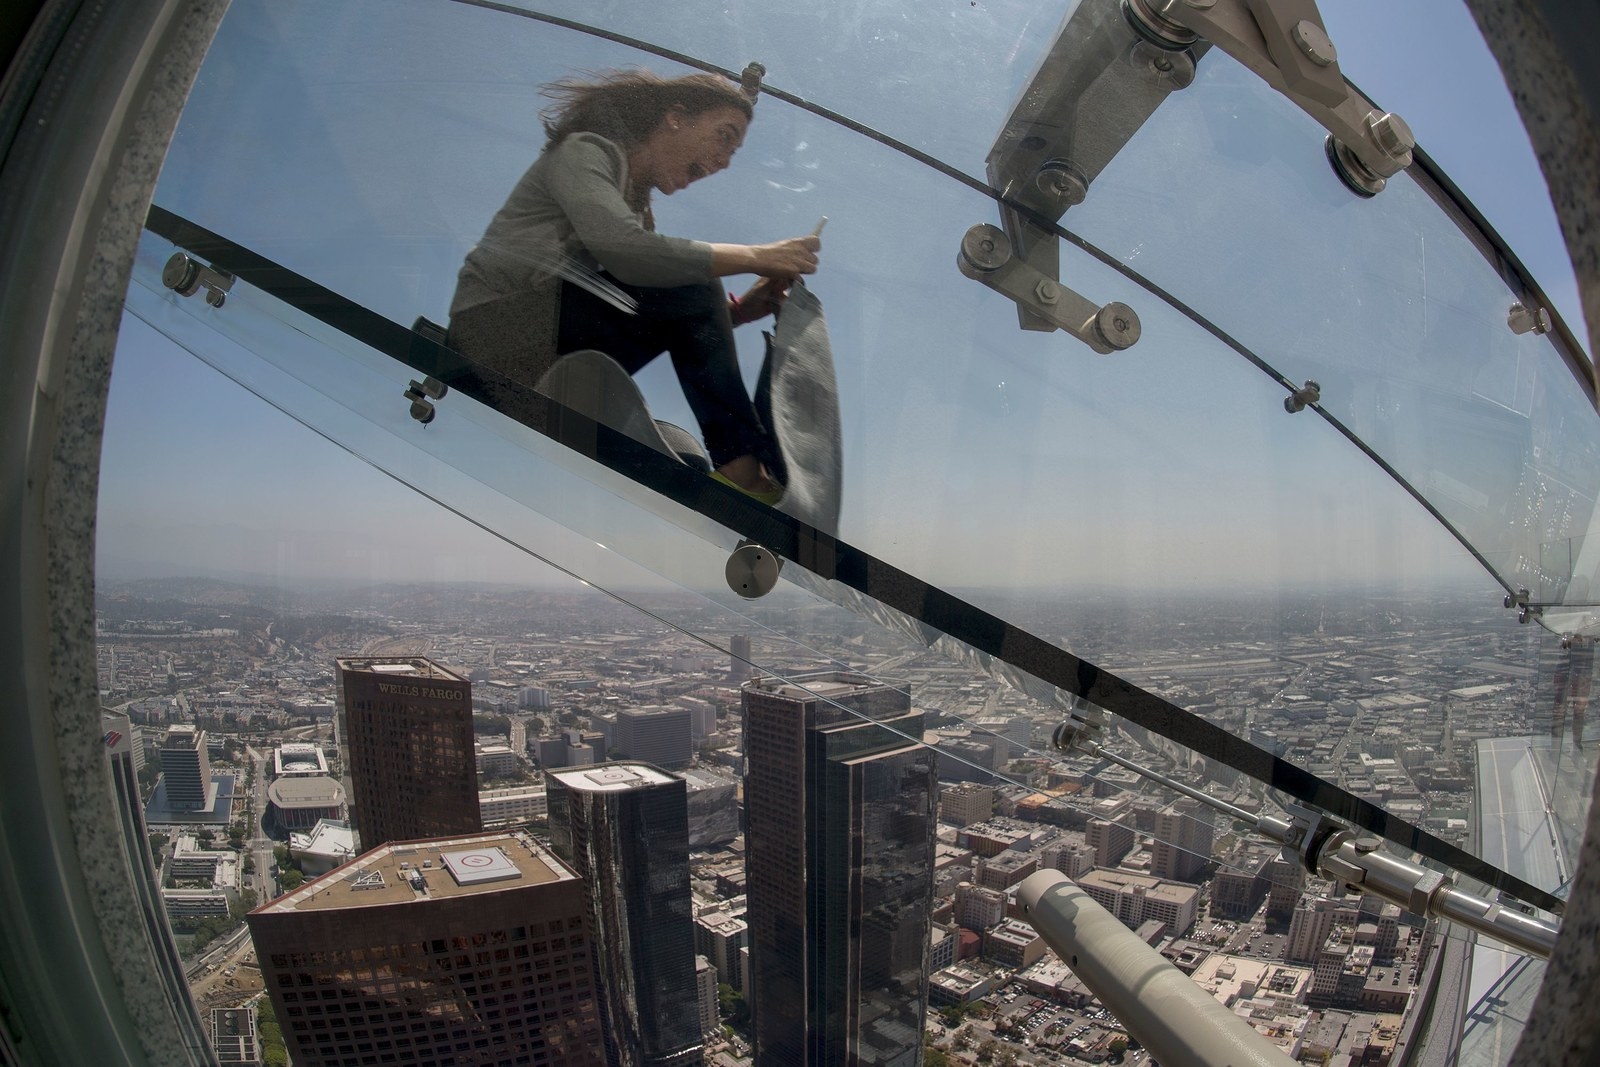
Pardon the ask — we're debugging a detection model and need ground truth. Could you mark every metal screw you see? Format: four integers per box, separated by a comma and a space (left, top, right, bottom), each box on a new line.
1291, 20, 1337, 66
1035, 279, 1060, 304
1130, 41, 1196, 91
1365, 110, 1415, 162
1095, 303, 1140, 350
1035, 160, 1088, 207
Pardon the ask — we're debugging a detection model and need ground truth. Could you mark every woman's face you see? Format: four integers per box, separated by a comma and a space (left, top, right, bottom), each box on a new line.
638, 104, 749, 196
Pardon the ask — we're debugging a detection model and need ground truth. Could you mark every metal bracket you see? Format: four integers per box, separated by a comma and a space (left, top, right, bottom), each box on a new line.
726, 540, 781, 599
1126, 0, 1414, 195
1283, 379, 1320, 412
739, 61, 765, 100
403, 377, 448, 425
959, 224, 1140, 353
161, 252, 234, 308
1051, 699, 1109, 753
1508, 302, 1552, 336
1503, 587, 1541, 624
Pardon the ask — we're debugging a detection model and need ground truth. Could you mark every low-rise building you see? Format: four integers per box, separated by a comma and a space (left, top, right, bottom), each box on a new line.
478, 784, 547, 826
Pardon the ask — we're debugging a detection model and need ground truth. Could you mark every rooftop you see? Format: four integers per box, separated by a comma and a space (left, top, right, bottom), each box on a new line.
335, 657, 465, 682
255, 831, 570, 914
548, 763, 676, 792
266, 775, 345, 808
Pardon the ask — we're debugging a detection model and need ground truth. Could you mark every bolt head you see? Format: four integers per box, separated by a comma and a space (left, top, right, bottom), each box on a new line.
1035, 160, 1088, 207
1035, 279, 1060, 304
960, 224, 1011, 272
1291, 19, 1337, 66
1095, 302, 1140, 350
1365, 111, 1415, 162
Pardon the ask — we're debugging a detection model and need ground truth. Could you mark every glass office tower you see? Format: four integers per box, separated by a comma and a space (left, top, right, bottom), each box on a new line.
546, 764, 702, 1067
742, 674, 937, 1065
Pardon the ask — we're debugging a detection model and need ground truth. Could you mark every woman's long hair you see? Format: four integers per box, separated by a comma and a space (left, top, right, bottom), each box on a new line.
540, 69, 753, 149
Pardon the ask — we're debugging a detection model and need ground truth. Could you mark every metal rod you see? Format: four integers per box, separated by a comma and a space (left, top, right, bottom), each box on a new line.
1019, 871, 1298, 1067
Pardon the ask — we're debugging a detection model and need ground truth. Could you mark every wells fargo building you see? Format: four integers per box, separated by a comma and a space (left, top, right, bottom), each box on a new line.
248, 831, 604, 1066
336, 658, 481, 850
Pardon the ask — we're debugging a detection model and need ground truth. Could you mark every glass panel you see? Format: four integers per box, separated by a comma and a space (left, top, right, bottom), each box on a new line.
125, 223, 1556, 940
113, 264, 1524, 1067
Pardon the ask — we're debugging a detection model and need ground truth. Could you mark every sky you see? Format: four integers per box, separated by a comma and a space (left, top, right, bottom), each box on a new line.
99, 0, 1594, 604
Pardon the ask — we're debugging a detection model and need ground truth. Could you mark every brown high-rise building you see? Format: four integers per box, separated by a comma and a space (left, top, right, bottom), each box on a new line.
741, 672, 937, 1066
336, 658, 481, 850
248, 830, 605, 1067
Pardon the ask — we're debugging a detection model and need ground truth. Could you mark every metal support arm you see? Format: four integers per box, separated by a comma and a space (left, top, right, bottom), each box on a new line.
1053, 708, 1561, 957
959, 224, 1140, 353
1129, 0, 1415, 194
1020, 871, 1298, 1067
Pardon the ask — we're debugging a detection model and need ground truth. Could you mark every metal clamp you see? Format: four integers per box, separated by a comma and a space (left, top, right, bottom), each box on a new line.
1283, 379, 1320, 412
403, 377, 448, 425
959, 224, 1140, 353
740, 61, 765, 100
726, 540, 781, 599
161, 252, 234, 308
1508, 302, 1552, 336
1058, 742, 1561, 956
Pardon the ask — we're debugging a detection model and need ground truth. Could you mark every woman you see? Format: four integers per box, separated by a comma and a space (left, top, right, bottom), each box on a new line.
448, 69, 821, 502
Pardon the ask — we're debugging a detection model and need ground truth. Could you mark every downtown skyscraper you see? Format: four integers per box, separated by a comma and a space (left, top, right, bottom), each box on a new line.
741, 673, 937, 1065
248, 830, 604, 1066
546, 763, 702, 1067
336, 657, 481, 851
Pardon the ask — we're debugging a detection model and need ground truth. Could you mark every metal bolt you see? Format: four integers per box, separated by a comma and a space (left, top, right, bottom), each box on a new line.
1095, 303, 1140, 350
1183, 0, 1216, 9
1035, 279, 1060, 305
1129, 40, 1196, 91
1291, 20, 1337, 66
959, 224, 1012, 273
1365, 110, 1415, 162
1035, 159, 1088, 207
1354, 837, 1380, 853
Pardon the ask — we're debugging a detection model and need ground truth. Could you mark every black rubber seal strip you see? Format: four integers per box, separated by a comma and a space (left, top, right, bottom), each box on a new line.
141, 203, 1565, 916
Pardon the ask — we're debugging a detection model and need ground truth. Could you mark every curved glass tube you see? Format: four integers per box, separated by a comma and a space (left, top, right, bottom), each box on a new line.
104, 2, 1596, 1062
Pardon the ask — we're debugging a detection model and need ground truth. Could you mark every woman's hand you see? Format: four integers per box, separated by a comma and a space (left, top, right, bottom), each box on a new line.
752, 234, 820, 278
731, 276, 790, 325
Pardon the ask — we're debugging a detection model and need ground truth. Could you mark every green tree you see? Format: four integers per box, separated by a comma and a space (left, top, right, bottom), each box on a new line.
278, 868, 305, 892
717, 983, 750, 1032
257, 994, 289, 1067
924, 1048, 952, 1067
147, 832, 169, 863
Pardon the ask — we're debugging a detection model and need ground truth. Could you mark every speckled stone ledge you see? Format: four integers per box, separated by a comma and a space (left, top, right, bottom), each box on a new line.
45, 3, 228, 1064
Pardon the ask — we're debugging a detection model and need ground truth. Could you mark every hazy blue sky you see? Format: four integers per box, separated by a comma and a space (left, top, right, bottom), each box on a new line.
100, 0, 1592, 601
